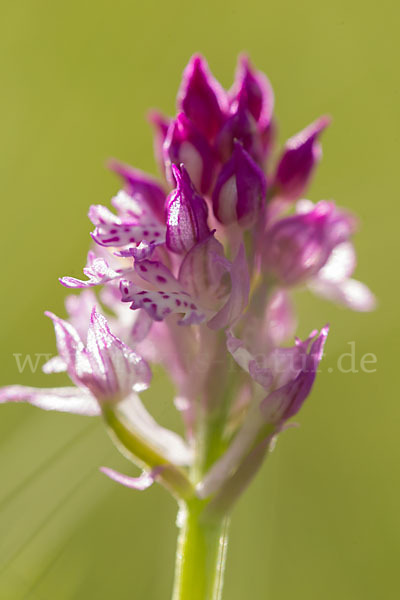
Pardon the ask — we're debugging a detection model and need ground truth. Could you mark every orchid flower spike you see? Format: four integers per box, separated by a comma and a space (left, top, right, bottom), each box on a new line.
1, 54, 376, 600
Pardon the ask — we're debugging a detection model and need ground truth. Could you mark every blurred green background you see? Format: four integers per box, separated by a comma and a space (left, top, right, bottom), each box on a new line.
0, 0, 398, 598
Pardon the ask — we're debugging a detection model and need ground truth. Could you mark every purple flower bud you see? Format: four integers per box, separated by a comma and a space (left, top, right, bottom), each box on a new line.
262, 200, 357, 286
229, 55, 274, 127
166, 164, 210, 254
273, 116, 330, 202
215, 106, 264, 165
163, 113, 215, 194
177, 54, 228, 142
212, 141, 267, 228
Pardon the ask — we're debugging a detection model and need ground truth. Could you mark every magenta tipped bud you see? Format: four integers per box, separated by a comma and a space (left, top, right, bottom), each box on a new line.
229, 55, 274, 127
163, 113, 215, 194
177, 54, 228, 142
212, 141, 267, 228
215, 106, 264, 165
166, 164, 210, 254
273, 116, 331, 202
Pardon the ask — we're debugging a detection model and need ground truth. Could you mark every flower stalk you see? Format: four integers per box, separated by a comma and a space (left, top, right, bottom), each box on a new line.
172, 501, 230, 600
173, 373, 235, 599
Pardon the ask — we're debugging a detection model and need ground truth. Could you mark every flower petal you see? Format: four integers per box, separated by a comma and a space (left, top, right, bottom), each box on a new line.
178, 233, 228, 310
89, 202, 166, 249
42, 355, 67, 374
226, 330, 273, 389
64, 289, 98, 339
120, 259, 207, 325
208, 245, 250, 330
60, 251, 130, 289
260, 326, 329, 423
108, 160, 166, 222
45, 311, 91, 386
262, 200, 356, 286
100, 466, 161, 490
265, 290, 297, 346
120, 279, 205, 325
314, 242, 356, 283
227, 326, 324, 395
115, 241, 158, 262
100, 286, 153, 345
86, 308, 152, 399
0, 386, 100, 415
134, 259, 182, 291
309, 277, 377, 312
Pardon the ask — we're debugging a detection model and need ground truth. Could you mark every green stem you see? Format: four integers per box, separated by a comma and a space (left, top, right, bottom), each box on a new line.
170, 356, 236, 599
172, 501, 230, 600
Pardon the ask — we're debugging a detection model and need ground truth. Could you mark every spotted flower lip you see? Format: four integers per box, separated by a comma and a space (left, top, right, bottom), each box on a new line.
120, 259, 207, 326
119, 241, 250, 331
89, 199, 165, 247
